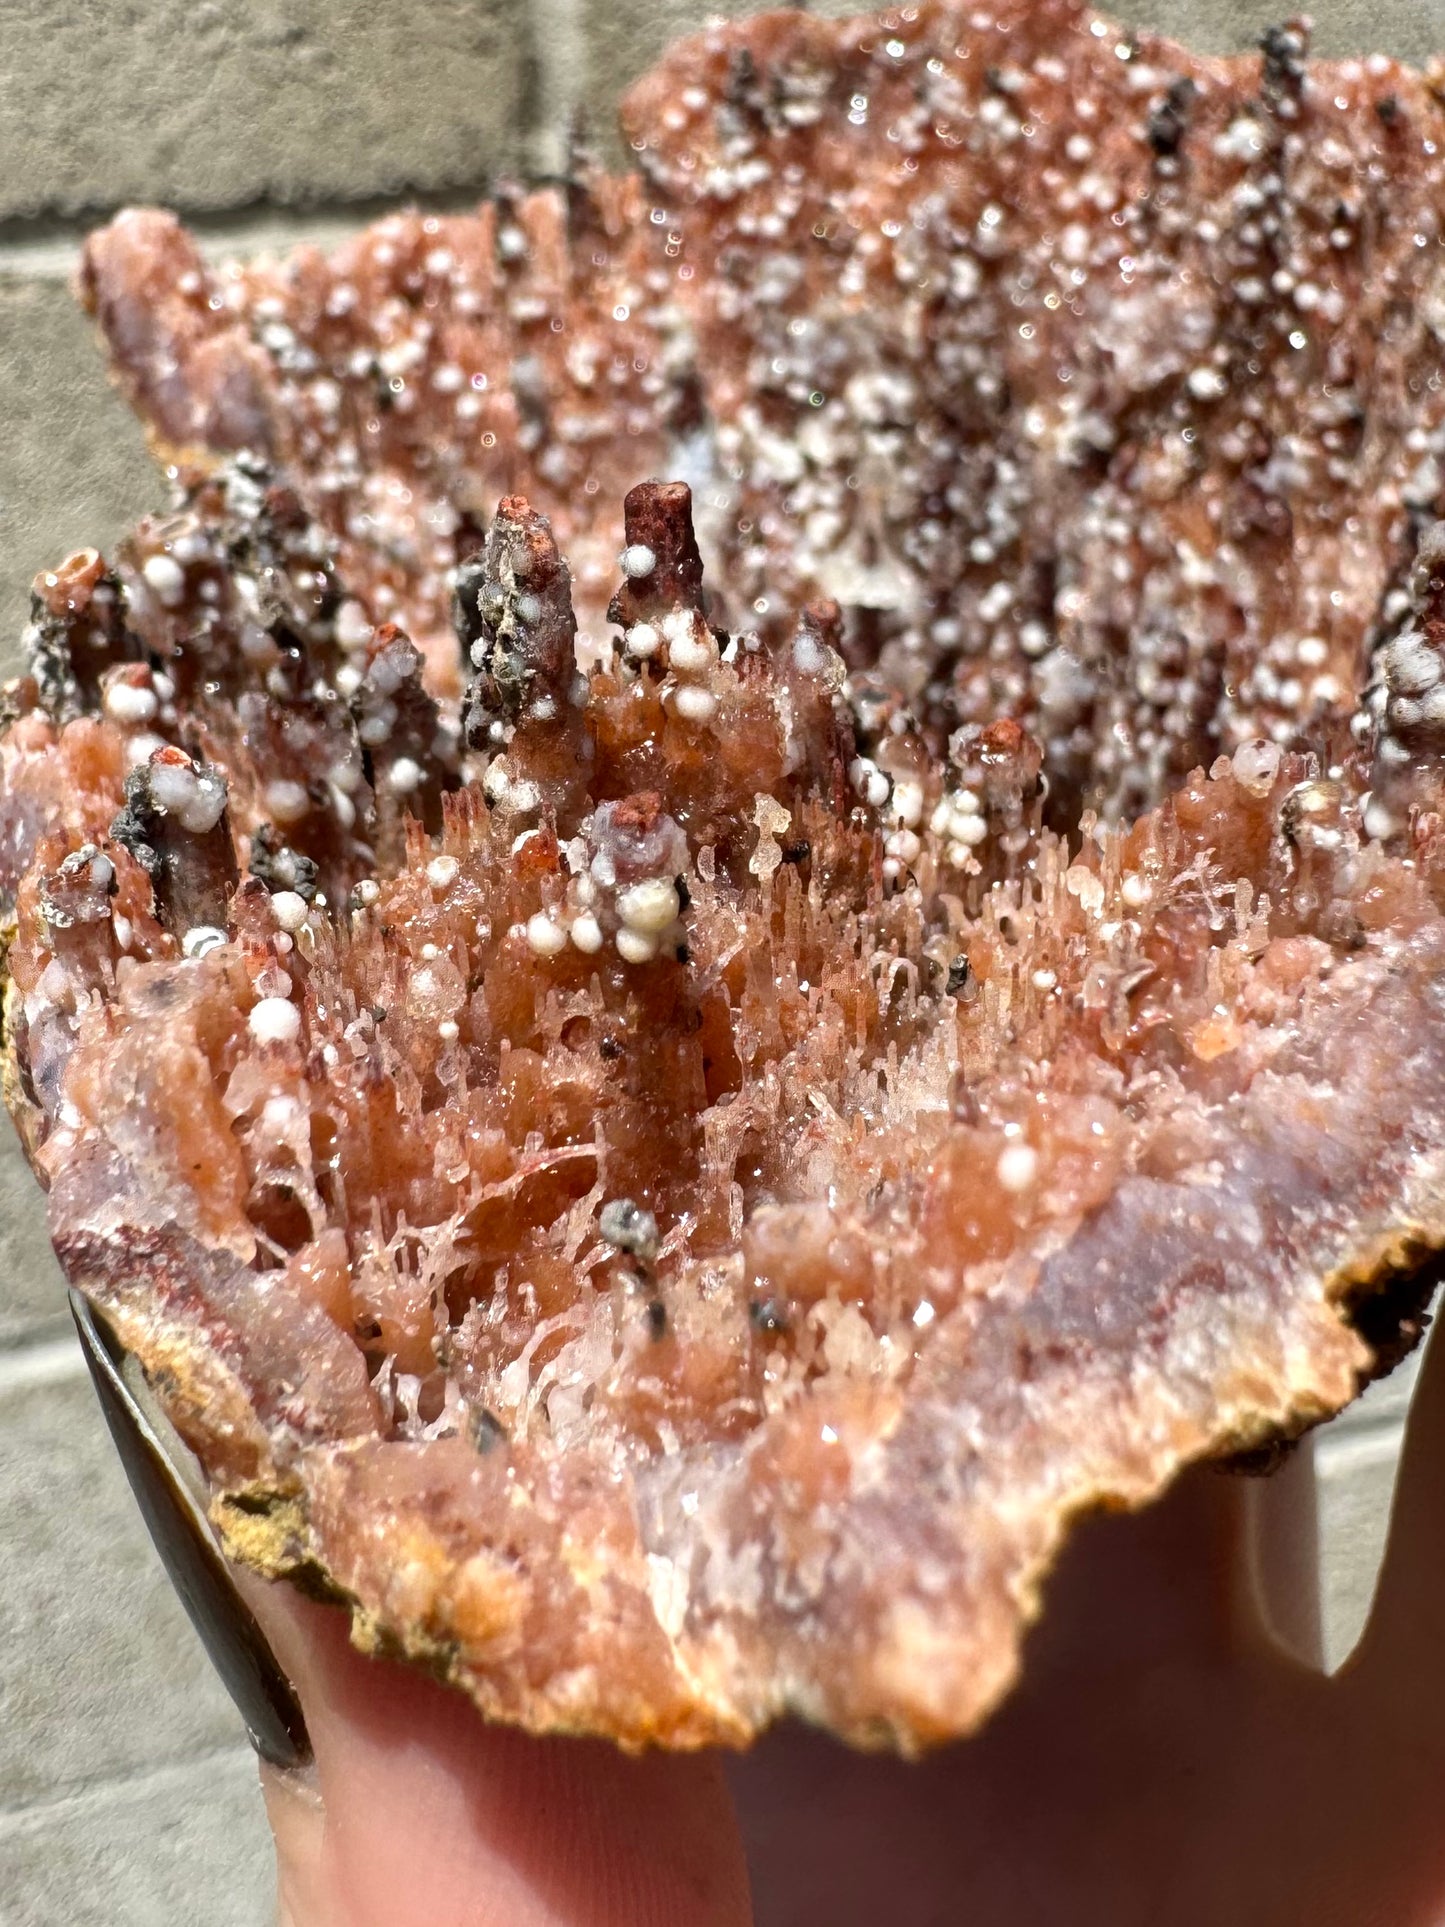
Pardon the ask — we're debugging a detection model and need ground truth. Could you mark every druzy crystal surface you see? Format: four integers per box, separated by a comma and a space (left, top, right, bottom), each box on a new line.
8, 0, 1445, 1748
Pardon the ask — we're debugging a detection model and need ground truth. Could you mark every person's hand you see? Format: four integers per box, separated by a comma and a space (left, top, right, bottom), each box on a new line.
240, 1306, 1445, 1927
78, 1279, 1445, 1927
77, 1281, 1445, 1926
250, 1576, 749, 1927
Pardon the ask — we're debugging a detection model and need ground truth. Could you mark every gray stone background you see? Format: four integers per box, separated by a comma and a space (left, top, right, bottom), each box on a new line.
1, 0, 1443, 1919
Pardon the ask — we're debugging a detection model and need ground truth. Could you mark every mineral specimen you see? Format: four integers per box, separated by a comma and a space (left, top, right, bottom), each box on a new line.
8, 0, 1445, 1751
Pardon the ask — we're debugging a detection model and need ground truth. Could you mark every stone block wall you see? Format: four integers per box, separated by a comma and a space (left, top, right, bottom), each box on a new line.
0, 2, 1440, 1917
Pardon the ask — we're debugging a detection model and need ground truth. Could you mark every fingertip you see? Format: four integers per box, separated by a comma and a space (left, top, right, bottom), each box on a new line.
243, 1581, 752, 1927
260, 1755, 335, 1927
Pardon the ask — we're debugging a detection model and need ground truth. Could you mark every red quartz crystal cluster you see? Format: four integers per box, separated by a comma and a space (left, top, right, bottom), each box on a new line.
7, 0, 1445, 1749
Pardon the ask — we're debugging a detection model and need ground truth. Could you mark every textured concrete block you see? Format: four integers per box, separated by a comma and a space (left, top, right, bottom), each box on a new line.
1243, 1313, 1435, 1675
0, 1750, 271, 1927
535, 0, 754, 166
0, 1116, 68, 1350
1314, 1416, 1409, 1672
1307, 1321, 1432, 1667
0, 269, 160, 669
0, 1350, 249, 1807
1135, 0, 1445, 60
0, 0, 531, 222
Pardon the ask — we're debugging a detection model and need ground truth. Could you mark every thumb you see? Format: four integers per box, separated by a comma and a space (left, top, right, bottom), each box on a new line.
243, 1581, 753, 1927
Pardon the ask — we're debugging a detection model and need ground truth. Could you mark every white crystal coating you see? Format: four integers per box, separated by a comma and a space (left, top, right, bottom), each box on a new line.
248, 997, 302, 1044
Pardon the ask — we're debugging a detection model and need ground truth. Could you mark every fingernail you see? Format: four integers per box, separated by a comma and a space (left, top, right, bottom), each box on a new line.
69, 1288, 311, 1769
